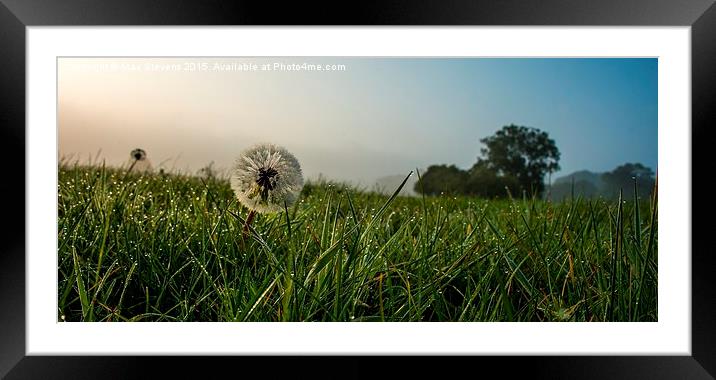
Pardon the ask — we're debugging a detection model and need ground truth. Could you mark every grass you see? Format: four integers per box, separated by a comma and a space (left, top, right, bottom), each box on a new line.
57, 163, 657, 322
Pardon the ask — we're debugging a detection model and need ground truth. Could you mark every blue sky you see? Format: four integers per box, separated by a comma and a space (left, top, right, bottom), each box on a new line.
59, 57, 657, 184
348, 58, 657, 175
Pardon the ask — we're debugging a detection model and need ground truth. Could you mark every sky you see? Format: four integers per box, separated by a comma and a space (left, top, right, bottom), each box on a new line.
58, 57, 657, 185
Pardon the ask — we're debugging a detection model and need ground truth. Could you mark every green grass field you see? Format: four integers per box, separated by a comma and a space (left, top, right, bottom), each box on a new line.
58, 163, 657, 322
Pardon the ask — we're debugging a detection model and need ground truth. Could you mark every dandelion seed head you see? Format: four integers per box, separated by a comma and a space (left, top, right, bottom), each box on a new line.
131, 148, 147, 161
230, 143, 303, 214
129, 148, 153, 173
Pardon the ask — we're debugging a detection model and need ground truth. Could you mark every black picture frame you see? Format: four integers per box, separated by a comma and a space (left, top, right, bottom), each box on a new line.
2, 1, 714, 378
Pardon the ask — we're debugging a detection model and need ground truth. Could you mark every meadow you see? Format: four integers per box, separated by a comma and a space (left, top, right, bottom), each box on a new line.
57, 163, 657, 322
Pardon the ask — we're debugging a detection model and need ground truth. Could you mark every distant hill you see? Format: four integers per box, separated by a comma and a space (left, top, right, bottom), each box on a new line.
552, 170, 604, 188
549, 170, 603, 201
373, 173, 419, 197
548, 165, 655, 202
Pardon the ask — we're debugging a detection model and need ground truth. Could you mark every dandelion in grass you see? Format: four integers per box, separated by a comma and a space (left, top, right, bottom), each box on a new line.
131, 148, 147, 161
231, 143, 303, 235
128, 148, 153, 173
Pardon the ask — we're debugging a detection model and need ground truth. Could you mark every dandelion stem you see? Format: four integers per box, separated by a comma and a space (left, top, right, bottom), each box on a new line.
128, 159, 137, 173
242, 209, 257, 241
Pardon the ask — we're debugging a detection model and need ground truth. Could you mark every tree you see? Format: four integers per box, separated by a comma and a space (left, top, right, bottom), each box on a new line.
601, 162, 655, 199
476, 124, 560, 196
414, 164, 469, 195
465, 161, 520, 198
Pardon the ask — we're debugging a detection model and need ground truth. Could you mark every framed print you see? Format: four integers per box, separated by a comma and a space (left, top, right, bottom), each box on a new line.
2, 0, 715, 378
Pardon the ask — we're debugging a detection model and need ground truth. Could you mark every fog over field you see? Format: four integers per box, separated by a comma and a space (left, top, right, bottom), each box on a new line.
59, 57, 657, 187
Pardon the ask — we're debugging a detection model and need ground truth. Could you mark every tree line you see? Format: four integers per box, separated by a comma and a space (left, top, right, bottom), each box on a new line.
414, 124, 655, 200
